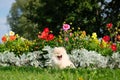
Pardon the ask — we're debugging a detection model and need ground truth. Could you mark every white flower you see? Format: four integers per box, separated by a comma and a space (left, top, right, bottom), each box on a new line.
9, 31, 15, 36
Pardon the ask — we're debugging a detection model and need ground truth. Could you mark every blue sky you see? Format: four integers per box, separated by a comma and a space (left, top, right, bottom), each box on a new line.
0, 0, 15, 43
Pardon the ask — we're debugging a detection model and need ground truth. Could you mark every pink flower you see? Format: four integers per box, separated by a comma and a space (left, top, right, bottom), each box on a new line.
70, 33, 73, 36
65, 37, 69, 41
63, 24, 70, 31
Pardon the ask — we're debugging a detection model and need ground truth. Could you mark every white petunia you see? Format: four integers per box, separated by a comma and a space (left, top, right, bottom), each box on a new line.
9, 31, 15, 36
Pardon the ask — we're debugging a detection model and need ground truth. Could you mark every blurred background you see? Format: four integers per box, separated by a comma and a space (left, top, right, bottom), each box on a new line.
0, 0, 120, 42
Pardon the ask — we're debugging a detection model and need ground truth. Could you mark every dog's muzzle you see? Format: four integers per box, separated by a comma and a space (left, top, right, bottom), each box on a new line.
57, 55, 62, 60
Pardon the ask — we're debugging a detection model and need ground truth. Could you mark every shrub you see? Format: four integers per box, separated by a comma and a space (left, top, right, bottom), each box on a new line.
0, 50, 50, 67
0, 31, 34, 55
51, 23, 119, 56
0, 23, 120, 57
0, 46, 120, 68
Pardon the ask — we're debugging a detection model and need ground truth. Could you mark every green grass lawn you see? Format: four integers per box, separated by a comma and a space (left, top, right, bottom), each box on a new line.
0, 66, 120, 80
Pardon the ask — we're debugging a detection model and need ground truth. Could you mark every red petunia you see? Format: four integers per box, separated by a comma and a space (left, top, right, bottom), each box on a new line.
43, 27, 50, 33
38, 31, 48, 40
47, 34, 54, 41
38, 27, 54, 41
2, 36, 7, 42
111, 44, 117, 51
102, 35, 110, 42
106, 23, 113, 29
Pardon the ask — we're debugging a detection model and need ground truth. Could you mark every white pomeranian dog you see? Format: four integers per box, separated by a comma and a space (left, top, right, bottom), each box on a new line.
51, 47, 75, 69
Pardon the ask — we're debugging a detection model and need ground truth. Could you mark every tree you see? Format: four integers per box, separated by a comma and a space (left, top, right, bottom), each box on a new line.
7, 0, 39, 39
7, 0, 120, 39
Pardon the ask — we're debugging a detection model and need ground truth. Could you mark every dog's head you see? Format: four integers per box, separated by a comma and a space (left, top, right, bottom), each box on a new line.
53, 47, 67, 60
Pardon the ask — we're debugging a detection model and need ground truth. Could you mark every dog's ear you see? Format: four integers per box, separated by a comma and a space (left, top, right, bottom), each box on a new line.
54, 47, 58, 50
53, 47, 66, 52
53, 47, 58, 53
60, 47, 66, 50
59, 47, 67, 53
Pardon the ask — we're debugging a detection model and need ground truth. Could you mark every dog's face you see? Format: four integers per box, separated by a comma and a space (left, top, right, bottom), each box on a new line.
53, 47, 66, 60
51, 47, 75, 69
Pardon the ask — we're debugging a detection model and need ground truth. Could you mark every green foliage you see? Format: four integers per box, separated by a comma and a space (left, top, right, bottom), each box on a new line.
0, 24, 119, 56
45, 25, 118, 56
0, 31, 35, 55
4, 39, 34, 55
8, 0, 120, 40
31, 38, 56, 51
0, 44, 6, 52
116, 43, 120, 53
53, 27, 87, 51
7, 0, 39, 40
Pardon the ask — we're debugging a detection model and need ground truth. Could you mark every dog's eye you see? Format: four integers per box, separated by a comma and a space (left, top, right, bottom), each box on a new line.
56, 52, 59, 54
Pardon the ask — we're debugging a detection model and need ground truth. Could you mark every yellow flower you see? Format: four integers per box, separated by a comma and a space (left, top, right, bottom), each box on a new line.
72, 27, 74, 30
118, 29, 120, 32
9, 31, 15, 36
58, 39, 63, 43
58, 35, 62, 39
91, 32, 97, 39
78, 27, 80, 30
78, 77, 83, 80
93, 39, 99, 44
80, 31, 86, 38
70, 22, 72, 25
16, 34, 20, 38
82, 31, 86, 35
101, 40, 108, 48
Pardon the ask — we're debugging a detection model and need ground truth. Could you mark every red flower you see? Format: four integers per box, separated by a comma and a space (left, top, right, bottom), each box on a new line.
106, 23, 113, 29
9, 35, 16, 41
102, 35, 110, 42
2, 36, 7, 42
47, 34, 54, 41
38, 31, 48, 40
38, 27, 54, 41
111, 44, 117, 51
43, 27, 50, 33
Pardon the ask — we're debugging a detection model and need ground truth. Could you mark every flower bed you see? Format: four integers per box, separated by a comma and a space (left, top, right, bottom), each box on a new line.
0, 46, 120, 68
0, 23, 120, 68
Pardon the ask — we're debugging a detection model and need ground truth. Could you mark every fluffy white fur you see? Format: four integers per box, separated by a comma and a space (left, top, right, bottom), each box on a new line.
51, 47, 75, 69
